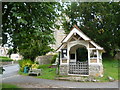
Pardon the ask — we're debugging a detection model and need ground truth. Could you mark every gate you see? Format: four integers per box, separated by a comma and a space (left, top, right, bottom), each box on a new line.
69, 61, 89, 75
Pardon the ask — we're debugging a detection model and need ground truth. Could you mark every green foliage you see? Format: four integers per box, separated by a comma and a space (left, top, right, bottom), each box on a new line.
37, 64, 57, 79
38, 64, 51, 69
7, 48, 13, 57
51, 54, 58, 64
35, 61, 39, 64
0, 56, 13, 62
2, 2, 61, 60
96, 58, 118, 82
1, 83, 19, 88
18, 59, 33, 72
62, 2, 120, 57
31, 63, 39, 69
19, 64, 57, 79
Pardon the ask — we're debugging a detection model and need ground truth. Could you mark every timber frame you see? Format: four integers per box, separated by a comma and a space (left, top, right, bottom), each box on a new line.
57, 25, 105, 76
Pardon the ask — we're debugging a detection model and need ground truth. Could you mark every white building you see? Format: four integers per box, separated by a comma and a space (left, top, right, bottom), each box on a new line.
0, 46, 8, 57
10, 53, 22, 60
0, 37, 9, 57
56, 25, 105, 76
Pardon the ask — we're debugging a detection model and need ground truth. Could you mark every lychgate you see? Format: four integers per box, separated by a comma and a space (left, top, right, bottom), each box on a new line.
57, 25, 105, 77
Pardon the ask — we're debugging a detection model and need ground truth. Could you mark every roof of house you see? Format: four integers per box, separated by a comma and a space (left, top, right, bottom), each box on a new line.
56, 25, 105, 52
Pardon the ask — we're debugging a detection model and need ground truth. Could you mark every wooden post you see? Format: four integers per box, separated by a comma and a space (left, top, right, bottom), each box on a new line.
97, 50, 99, 63
57, 51, 60, 75
88, 48, 90, 65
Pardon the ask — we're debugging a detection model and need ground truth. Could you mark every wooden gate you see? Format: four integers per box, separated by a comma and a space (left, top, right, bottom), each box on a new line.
69, 61, 89, 75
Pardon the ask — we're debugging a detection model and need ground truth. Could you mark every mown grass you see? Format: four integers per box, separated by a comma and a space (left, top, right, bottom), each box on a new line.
19, 64, 58, 80
0, 56, 13, 62
96, 58, 118, 82
0, 83, 20, 89
37, 64, 57, 79
18, 70, 28, 76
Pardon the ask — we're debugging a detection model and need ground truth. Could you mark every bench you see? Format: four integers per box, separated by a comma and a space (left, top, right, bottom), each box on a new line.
28, 69, 42, 76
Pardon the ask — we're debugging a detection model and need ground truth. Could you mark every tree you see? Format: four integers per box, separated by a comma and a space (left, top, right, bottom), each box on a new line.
2, 2, 60, 60
62, 2, 120, 57
7, 48, 13, 58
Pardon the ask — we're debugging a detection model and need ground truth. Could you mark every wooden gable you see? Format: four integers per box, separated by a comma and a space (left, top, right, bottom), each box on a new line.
56, 25, 104, 52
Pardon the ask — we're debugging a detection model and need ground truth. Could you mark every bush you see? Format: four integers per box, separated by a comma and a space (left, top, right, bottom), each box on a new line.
51, 54, 58, 64
18, 59, 33, 72
31, 63, 39, 69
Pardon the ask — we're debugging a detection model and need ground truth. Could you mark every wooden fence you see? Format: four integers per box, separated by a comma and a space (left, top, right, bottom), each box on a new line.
69, 61, 89, 75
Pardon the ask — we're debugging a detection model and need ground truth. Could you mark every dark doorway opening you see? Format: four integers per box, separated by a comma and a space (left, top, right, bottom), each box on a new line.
76, 47, 88, 62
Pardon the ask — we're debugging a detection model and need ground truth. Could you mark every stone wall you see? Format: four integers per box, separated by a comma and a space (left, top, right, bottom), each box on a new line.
89, 64, 103, 77
35, 55, 54, 65
114, 52, 120, 60
59, 64, 103, 77
59, 65, 68, 75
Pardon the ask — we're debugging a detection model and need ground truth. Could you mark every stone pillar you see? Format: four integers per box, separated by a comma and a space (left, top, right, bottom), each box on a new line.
59, 65, 68, 75
89, 64, 103, 77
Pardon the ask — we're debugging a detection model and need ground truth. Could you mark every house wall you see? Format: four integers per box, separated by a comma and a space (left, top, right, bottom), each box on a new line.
0, 46, 8, 57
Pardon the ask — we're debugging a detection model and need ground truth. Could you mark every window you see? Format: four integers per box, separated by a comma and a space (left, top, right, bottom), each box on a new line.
90, 50, 97, 58
0, 50, 3, 54
70, 54, 75, 59
61, 49, 67, 58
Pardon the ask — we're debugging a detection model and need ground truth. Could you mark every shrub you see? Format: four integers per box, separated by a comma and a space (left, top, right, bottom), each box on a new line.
35, 61, 39, 64
51, 54, 58, 64
18, 59, 33, 72
31, 63, 39, 69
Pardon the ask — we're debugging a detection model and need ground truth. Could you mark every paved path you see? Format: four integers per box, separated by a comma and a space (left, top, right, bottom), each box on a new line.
2, 64, 19, 79
2, 64, 119, 88
3, 75, 119, 88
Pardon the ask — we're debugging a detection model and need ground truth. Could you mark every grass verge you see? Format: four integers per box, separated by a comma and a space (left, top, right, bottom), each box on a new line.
0, 56, 13, 62
0, 83, 20, 89
19, 64, 58, 80
96, 58, 118, 82
37, 64, 57, 79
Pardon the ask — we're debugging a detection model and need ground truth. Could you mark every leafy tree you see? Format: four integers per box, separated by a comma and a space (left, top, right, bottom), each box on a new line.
7, 48, 13, 57
2, 2, 60, 61
62, 2, 120, 57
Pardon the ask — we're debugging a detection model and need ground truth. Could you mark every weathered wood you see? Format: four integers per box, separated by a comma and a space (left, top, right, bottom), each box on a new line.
69, 61, 89, 75
28, 69, 42, 76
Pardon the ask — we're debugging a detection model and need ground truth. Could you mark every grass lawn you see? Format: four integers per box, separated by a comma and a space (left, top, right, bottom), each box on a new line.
18, 70, 29, 76
96, 58, 118, 82
37, 64, 57, 79
0, 56, 13, 62
19, 64, 58, 80
0, 83, 20, 89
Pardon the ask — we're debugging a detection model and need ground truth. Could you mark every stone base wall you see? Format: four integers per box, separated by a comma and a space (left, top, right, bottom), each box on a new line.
59, 64, 103, 77
89, 64, 103, 77
59, 65, 68, 75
